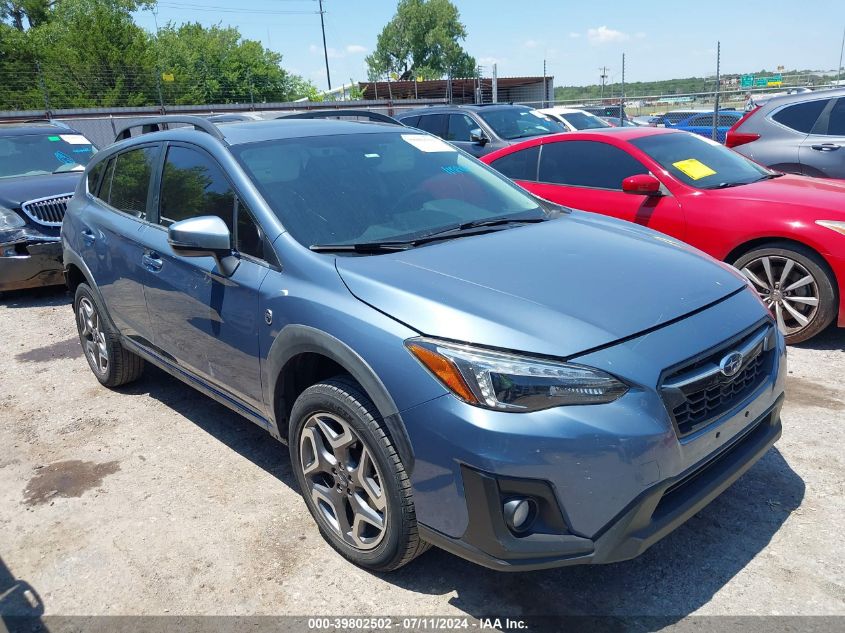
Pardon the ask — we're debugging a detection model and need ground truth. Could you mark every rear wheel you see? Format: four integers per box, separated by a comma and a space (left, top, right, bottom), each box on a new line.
74, 283, 144, 387
733, 244, 837, 344
289, 376, 429, 571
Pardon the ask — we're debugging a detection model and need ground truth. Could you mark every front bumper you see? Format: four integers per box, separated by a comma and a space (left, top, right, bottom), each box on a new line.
419, 396, 782, 571
0, 238, 64, 292
400, 289, 786, 570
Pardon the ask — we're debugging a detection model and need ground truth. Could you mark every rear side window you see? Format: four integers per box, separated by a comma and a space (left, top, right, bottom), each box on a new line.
771, 99, 828, 133
415, 114, 447, 137
490, 146, 540, 181
400, 115, 420, 128
108, 146, 158, 218
825, 98, 845, 136
159, 146, 234, 230
539, 141, 647, 189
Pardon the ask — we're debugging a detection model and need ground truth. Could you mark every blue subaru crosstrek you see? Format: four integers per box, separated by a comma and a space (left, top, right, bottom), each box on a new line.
62, 115, 785, 572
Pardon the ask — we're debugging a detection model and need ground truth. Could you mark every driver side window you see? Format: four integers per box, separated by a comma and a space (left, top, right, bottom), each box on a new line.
446, 114, 476, 142
159, 146, 235, 232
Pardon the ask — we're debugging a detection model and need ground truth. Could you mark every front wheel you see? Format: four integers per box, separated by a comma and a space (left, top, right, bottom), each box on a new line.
289, 376, 429, 571
733, 244, 837, 344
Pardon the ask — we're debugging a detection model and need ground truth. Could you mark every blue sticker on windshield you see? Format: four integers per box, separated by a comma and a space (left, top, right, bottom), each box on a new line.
54, 150, 75, 165
441, 165, 468, 175
72, 147, 92, 154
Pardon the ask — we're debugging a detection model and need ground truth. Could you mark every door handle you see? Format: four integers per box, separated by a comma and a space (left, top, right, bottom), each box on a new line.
82, 229, 96, 245
142, 251, 163, 272
810, 143, 840, 151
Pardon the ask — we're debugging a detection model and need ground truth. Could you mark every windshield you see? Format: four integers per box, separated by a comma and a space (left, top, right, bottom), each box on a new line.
631, 132, 772, 189
233, 131, 546, 248
559, 112, 611, 130
477, 108, 566, 140
0, 132, 96, 179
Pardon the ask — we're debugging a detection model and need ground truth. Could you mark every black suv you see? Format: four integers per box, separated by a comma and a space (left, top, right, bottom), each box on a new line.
0, 121, 97, 291
395, 104, 565, 157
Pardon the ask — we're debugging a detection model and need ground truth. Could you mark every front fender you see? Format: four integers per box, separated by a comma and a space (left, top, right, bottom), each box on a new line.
263, 324, 415, 471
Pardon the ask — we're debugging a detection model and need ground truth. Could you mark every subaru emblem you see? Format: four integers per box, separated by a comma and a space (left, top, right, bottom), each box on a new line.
719, 351, 744, 377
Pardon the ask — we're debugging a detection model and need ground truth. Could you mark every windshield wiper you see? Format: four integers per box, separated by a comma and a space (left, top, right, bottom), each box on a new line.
311, 216, 549, 254
310, 241, 414, 253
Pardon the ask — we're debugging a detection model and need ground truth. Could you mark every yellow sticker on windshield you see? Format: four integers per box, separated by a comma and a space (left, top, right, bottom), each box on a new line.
672, 158, 716, 180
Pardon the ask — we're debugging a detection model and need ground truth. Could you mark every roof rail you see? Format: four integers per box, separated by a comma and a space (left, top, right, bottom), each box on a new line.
114, 115, 226, 144
276, 109, 404, 126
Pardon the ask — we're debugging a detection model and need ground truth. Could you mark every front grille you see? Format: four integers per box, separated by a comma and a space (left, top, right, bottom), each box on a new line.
660, 324, 775, 438
20, 193, 73, 227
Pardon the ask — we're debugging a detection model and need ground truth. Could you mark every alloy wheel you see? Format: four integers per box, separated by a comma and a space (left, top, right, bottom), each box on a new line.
78, 297, 109, 374
741, 255, 819, 336
299, 412, 387, 550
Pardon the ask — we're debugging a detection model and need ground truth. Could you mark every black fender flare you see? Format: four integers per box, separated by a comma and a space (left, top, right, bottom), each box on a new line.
264, 325, 415, 471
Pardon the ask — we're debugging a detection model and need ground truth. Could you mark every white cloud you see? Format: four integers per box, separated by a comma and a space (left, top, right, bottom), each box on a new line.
569, 32, 581, 38
346, 44, 367, 54
309, 43, 343, 59
478, 56, 502, 67
523, 39, 539, 48
635, 31, 646, 39
586, 26, 630, 45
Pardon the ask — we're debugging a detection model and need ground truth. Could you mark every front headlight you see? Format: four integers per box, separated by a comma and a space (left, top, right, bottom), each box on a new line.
406, 338, 628, 412
816, 220, 845, 236
0, 205, 25, 230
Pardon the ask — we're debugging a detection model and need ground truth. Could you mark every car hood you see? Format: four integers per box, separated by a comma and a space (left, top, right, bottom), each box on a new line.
0, 172, 81, 209
335, 211, 748, 358
716, 174, 845, 218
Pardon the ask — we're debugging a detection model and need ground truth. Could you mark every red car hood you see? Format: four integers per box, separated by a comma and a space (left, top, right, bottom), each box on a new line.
716, 174, 845, 219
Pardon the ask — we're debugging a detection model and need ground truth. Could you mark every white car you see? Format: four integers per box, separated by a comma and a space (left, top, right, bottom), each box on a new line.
536, 107, 613, 131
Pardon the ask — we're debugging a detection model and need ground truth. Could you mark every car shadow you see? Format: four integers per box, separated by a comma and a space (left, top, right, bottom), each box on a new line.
117, 365, 296, 488
0, 286, 69, 309
120, 367, 803, 626
793, 323, 844, 351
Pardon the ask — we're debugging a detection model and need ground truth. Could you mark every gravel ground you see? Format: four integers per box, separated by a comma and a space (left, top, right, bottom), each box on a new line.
0, 286, 843, 625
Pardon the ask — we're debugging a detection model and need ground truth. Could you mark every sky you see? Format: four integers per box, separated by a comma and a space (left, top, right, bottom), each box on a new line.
133, 0, 845, 91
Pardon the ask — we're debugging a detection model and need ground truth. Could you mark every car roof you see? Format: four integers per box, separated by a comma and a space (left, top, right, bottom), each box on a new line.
0, 121, 76, 137
111, 118, 409, 150
395, 103, 532, 117
757, 87, 845, 110
537, 107, 596, 115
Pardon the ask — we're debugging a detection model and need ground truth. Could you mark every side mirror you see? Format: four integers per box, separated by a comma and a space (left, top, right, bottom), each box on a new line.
168, 215, 239, 276
622, 174, 663, 196
470, 128, 488, 145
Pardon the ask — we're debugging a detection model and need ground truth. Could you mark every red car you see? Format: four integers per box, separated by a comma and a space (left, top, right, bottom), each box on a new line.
481, 128, 845, 343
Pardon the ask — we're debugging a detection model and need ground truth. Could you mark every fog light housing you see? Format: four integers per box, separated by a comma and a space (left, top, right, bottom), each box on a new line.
503, 497, 536, 534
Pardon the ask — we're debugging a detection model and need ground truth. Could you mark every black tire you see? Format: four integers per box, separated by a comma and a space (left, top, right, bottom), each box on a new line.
73, 283, 144, 387
289, 376, 429, 571
733, 243, 837, 344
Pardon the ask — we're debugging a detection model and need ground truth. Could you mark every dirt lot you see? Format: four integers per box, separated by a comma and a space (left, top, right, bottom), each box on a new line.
1, 286, 843, 625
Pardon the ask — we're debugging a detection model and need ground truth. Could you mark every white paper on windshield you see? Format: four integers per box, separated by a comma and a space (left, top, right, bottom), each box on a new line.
60, 134, 90, 145
401, 134, 455, 152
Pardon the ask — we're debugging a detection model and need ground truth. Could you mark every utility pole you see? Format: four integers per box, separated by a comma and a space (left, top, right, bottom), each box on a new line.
599, 66, 608, 101
713, 41, 721, 141
318, 0, 332, 90
543, 59, 547, 107
620, 54, 625, 122
838, 25, 845, 84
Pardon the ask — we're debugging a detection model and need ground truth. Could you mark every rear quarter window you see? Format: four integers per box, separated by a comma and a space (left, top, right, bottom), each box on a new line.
490, 146, 539, 181
771, 99, 828, 133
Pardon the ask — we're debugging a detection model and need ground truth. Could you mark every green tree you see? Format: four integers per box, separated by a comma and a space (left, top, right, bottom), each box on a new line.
366, 0, 476, 81
1, 0, 54, 31
28, 0, 156, 107
152, 22, 317, 104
